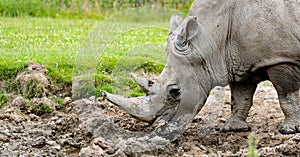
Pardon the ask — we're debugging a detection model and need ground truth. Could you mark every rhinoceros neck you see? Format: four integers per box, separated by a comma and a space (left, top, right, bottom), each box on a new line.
192, 15, 230, 88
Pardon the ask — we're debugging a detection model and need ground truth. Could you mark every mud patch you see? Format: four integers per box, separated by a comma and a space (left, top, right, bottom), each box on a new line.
0, 82, 299, 156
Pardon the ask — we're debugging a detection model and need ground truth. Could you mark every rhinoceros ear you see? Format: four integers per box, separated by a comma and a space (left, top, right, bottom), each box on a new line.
173, 16, 199, 55
169, 14, 184, 32
181, 16, 199, 41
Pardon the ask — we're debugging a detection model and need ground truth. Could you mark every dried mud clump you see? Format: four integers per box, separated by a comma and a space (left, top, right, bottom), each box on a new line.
15, 62, 49, 98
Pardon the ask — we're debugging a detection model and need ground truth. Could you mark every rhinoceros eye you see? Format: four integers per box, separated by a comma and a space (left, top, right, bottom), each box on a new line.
173, 35, 189, 55
167, 84, 181, 99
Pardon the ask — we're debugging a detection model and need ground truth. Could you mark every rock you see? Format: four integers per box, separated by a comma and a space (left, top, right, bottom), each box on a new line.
79, 145, 106, 156
4, 108, 14, 114
12, 96, 27, 111
2, 129, 10, 136
0, 134, 9, 142
31, 136, 46, 147
89, 96, 96, 101
64, 97, 72, 105
46, 140, 57, 146
46, 140, 61, 150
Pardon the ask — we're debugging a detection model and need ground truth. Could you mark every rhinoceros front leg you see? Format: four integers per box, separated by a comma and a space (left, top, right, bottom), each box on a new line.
267, 64, 300, 134
221, 83, 258, 132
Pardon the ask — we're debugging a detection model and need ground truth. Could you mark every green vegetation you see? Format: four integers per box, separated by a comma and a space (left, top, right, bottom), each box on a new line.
54, 98, 64, 108
21, 79, 45, 99
247, 133, 260, 157
0, 0, 190, 98
1, 14, 171, 97
94, 26, 168, 96
0, 0, 193, 19
0, 17, 97, 94
0, 93, 8, 108
0, 16, 170, 97
34, 104, 53, 115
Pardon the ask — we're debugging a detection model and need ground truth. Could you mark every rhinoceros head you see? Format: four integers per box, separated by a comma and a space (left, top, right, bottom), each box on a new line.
102, 14, 212, 146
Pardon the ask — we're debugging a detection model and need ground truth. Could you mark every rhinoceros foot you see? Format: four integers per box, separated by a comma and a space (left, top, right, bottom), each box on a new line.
220, 118, 251, 132
278, 119, 300, 134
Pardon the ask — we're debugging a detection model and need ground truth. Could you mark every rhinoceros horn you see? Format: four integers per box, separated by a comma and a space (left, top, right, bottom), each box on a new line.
101, 90, 165, 123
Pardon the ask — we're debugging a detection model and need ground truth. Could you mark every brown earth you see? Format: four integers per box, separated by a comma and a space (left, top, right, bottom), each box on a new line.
1, 81, 300, 156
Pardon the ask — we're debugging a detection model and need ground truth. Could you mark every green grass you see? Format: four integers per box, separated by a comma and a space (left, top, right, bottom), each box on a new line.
0, 93, 8, 108
72, 8, 173, 97
0, 0, 193, 19
94, 25, 169, 96
0, 15, 171, 97
33, 103, 53, 115
247, 133, 260, 157
0, 17, 97, 82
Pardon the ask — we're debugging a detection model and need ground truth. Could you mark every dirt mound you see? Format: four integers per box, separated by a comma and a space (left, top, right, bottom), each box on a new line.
15, 62, 50, 98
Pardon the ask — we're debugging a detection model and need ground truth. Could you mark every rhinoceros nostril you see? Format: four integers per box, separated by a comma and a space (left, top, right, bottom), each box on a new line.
148, 80, 154, 87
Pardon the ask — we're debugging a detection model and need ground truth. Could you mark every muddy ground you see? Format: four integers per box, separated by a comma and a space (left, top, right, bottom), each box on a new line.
1, 81, 299, 156
0, 63, 299, 157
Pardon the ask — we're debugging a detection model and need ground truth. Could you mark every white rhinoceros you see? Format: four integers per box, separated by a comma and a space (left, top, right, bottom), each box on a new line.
102, 0, 300, 151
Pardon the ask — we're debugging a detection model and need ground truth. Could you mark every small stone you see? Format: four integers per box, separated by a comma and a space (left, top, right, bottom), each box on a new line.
89, 96, 96, 101
2, 129, 10, 136
63, 97, 72, 105
46, 140, 57, 146
12, 96, 27, 111
31, 136, 46, 147
51, 144, 61, 150
4, 109, 14, 114
0, 134, 9, 142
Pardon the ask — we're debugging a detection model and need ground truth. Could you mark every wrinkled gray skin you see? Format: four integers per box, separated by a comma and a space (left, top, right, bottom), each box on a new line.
102, 0, 300, 150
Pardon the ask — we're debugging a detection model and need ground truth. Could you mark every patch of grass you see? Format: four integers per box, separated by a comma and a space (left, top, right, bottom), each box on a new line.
0, 0, 192, 19
4, 80, 22, 94
34, 104, 52, 116
136, 61, 165, 74
0, 62, 27, 80
94, 27, 168, 96
129, 82, 146, 97
20, 79, 45, 99
0, 93, 8, 108
247, 133, 260, 157
72, 75, 97, 99
97, 54, 120, 75
53, 98, 64, 108
0, 17, 97, 85
1, 16, 170, 97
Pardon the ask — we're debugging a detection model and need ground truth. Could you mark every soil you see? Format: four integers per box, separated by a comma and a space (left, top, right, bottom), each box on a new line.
1, 83, 299, 156
0, 63, 299, 156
